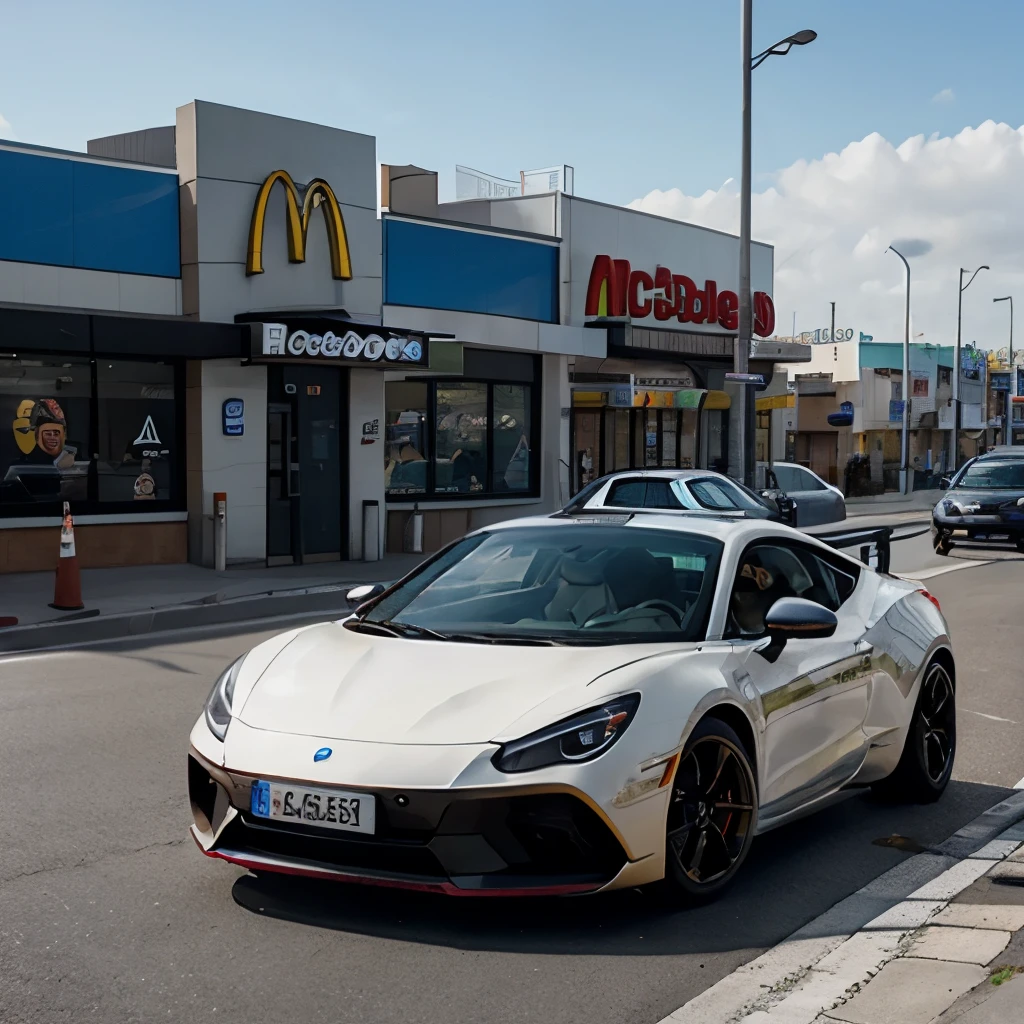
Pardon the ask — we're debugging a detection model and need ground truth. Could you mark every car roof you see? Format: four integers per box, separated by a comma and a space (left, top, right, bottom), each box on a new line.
477, 510, 800, 544
581, 469, 724, 481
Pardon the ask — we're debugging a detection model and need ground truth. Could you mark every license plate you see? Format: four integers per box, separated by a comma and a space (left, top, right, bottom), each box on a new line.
250, 780, 375, 834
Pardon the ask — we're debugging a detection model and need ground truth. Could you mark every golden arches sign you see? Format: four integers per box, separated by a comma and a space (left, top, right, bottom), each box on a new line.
246, 169, 353, 280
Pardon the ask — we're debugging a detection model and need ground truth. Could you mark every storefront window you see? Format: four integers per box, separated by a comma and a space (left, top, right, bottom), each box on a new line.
436, 383, 488, 493
0, 357, 91, 508
384, 377, 538, 500
96, 361, 177, 502
385, 381, 429, 496
492, 384, 530, 492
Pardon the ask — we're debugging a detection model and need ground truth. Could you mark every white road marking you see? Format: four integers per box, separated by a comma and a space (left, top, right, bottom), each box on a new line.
1015, 777, 1024, 790
963, 708, 1018, 724
900, 559, 992, 580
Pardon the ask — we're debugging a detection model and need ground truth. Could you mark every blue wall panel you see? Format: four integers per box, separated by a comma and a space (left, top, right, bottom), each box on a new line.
0, 149, 74, 266
0, 147, 180, 278
384, 218, 557, 323
72, 161, 180, 277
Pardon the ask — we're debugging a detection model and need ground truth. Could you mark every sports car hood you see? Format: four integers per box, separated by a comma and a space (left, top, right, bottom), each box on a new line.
235, 622, 667, 745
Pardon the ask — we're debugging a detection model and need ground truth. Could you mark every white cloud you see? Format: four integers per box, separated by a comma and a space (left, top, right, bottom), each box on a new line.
628, 121, 1024, 349
932, 88, 955, 104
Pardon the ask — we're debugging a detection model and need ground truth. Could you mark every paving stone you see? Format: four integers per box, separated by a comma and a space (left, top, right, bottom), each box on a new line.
933, 903, 1024, 931
908, 925, 1011, 966
823, 958, 986, 1024
989, 859, 1024, 880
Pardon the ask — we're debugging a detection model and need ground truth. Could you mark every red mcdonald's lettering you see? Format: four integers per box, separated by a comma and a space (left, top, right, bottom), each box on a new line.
653, 266, 678, 320
705, 280, 718, 328
585, 255, 774, 337
584, 255, 631, 317
754, 291, 776, 337
717, 290, 738, 331
628, 270, 654, 318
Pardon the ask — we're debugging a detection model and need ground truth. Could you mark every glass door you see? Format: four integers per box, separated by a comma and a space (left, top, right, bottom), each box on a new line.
267, 402, 298, 564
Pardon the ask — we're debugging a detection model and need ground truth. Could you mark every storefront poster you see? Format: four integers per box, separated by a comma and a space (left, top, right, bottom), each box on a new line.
3, 396, 87, 503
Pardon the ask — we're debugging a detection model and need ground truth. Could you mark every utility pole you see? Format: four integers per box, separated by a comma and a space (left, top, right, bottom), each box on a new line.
733, 8, 816, 487
830, 301, 836, 343
954, 265, 990, 470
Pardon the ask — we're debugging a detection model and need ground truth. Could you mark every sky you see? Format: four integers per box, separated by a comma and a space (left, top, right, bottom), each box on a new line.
2, 0, 1024, 348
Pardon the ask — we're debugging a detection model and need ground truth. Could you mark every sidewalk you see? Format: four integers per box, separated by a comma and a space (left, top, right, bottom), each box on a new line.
0, 553, 425, 653
663, 794, 1024, 1024
846, 488, 941, 518
818, 839, 1024, 1024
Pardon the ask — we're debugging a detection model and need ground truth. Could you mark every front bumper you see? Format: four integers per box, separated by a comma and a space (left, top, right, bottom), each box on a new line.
932, 513, 1024, 541
188, 749, 640, 896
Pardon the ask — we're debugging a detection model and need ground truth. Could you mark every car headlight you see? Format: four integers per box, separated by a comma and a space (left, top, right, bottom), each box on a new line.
204, 657, 244, 741
941, 499, 963, 517
493, 694, 640, 773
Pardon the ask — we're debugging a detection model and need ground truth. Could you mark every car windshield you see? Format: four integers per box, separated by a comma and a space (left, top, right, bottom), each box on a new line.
357, 524, 723, 645
954, 461, 1024, 489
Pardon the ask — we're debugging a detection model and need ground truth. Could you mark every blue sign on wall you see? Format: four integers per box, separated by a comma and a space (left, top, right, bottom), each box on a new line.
222, 398, 244, 436
0, 147, 180, 277
383, 217, 558, 323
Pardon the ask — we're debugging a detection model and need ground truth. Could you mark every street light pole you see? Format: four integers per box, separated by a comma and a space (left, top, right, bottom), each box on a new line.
887, 246, 911, 494
953, 265, 989, 470
734, 8, 816, 487
995, 295, 1014, 444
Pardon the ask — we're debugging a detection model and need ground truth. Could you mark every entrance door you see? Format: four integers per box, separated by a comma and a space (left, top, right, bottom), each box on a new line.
267, 403, 298, 564
266, 366, 347, 565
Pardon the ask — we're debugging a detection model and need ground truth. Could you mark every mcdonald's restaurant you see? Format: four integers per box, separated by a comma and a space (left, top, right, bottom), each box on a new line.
0, 101, 575, 571
0, 99, 807, 574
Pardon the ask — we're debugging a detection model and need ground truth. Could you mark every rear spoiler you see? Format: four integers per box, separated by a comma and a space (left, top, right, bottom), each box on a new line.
813, 525, 892, 572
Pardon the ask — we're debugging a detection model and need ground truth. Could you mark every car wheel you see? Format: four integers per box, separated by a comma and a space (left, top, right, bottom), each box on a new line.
662, 716, 758, 903
1016, 538, 1024, 554
872, 658, 956, 804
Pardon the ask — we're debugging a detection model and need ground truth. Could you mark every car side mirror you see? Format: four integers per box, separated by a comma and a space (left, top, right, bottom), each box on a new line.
346, 582, 385, 608
939, 477, 950, 490
759, 597, 837, 662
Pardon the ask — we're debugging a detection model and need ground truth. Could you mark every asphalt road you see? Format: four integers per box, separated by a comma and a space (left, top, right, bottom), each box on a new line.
1, 547, 1022, 1024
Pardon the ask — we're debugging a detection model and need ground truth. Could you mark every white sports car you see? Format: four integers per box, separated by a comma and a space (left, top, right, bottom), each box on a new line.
188, 512, 955, 901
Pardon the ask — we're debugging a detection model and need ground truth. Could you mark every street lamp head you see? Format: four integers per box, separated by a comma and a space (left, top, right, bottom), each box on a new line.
994, 296, 1011, 303
788, 30, 817, 45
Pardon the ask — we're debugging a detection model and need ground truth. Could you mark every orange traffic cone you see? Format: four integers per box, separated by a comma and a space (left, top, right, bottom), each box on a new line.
50, 501, 84, 611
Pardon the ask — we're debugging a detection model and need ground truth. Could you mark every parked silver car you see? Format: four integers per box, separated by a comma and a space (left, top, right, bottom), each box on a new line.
761, 462, 846, 527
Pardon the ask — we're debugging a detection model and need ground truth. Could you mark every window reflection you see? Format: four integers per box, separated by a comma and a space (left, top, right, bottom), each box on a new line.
436, 383, 488, 493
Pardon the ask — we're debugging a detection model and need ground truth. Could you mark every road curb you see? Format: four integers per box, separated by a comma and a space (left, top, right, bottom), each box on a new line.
0, 585, 372, 654
660, 791, 1024, 1024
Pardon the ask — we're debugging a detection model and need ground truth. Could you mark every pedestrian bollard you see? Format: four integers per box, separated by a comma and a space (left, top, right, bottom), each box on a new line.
214, 491, 227, 572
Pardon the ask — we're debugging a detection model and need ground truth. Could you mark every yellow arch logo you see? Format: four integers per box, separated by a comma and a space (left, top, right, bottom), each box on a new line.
246, 169, 352, 280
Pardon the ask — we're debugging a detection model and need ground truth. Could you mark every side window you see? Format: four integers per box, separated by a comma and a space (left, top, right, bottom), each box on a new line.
606, 479, 647, 507
727, 542, 854, 638
644, 480, 685, 509
796, 468, 828, 491
689, 478, 742, 510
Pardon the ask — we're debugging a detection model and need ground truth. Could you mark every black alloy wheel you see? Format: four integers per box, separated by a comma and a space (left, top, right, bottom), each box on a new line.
873, 658, 956, 803
663, 717, 757, 902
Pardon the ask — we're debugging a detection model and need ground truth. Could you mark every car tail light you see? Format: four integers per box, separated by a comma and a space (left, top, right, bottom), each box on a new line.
917, 588, 941, 612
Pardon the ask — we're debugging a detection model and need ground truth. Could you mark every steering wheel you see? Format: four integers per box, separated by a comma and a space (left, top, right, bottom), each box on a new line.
633, 599, 687, 626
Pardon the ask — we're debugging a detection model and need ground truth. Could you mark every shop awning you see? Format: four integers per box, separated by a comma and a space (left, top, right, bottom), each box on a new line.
756, 393, 795, 412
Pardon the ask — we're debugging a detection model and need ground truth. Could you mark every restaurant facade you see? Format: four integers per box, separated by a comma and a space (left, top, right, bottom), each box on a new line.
0, 100, 806, 572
